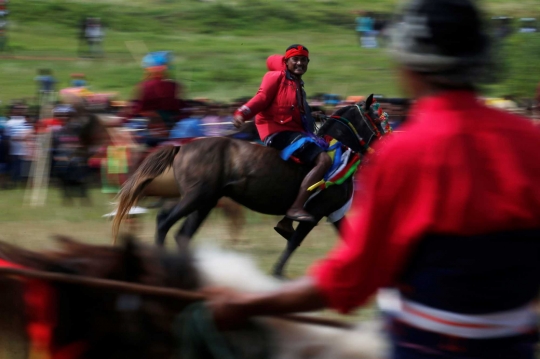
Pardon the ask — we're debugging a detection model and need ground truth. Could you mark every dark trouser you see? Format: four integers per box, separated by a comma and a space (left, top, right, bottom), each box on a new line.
9, 155, 23, 184
390, 320, 537, 359
265, 131, 324, 165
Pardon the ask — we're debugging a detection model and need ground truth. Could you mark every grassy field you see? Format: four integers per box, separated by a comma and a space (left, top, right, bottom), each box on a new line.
1, 0, 539, 108
0, 185, 378, 359
0, 188, 333, 275
0, 187, 378, 322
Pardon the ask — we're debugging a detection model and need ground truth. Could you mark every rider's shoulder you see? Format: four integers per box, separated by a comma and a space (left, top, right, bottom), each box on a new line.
262, 69, 285, 82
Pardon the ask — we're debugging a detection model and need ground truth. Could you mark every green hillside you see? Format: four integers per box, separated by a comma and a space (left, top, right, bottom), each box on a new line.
1, 0, 539, 107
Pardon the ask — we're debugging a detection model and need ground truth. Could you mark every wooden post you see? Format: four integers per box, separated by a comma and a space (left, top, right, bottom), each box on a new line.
24, 92, 56, 207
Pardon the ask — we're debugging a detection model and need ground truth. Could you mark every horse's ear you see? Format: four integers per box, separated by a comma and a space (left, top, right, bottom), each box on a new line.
364, 94, 374, 111
53, 235, 91, 251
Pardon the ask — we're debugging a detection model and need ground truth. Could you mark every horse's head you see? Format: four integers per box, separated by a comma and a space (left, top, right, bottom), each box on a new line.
319, 94, 390, 154
0, 236, 201, 359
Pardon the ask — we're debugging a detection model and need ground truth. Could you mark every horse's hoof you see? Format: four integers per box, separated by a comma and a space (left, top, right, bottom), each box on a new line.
272, 272, 289, 281
273, 226, 293, 241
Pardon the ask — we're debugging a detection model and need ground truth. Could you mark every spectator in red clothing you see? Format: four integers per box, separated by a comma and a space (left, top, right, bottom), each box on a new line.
131, 64, 184, 130
206, 1, 540, 358
233, 45, 332, 223
38, 105, 72, 133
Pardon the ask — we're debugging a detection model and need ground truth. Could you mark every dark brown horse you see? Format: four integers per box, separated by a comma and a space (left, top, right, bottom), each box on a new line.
113, 95, 388, 277
0, 237, 387, 359
0, 236, 200, 359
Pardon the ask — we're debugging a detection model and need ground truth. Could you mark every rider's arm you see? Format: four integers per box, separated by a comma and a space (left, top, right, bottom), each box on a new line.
208, 138, 426, 326
207, 276, 327, 329
235, 71, 282, 121
308, 137, 430, 313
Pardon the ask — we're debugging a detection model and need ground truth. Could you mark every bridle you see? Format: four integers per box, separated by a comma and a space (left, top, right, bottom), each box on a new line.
316, 102, 392, 155
355, 104, 381, 143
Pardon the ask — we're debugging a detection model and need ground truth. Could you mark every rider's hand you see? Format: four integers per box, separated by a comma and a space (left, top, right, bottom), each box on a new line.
311, 111, 324, 121
202, 286, 254, 330
232, 114, 244, 129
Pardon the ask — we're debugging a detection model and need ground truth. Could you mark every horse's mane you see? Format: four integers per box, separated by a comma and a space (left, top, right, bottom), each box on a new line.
332, 103, 360, 118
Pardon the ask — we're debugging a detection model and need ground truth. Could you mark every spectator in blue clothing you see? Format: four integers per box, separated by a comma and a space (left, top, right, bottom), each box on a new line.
71, 73, 87, 88
169, 104, 205, 140
4, 104, 32, 187
355, 11, 377, 48
0, 115, 9, 188
35, 69, 57, 105
35, 69, 56, 92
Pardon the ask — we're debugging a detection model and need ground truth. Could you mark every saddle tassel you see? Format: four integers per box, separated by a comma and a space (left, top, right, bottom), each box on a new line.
308, 179, 326, 192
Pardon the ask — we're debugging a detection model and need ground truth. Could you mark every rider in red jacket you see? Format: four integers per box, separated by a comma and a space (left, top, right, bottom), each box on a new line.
233, 45, 332, 223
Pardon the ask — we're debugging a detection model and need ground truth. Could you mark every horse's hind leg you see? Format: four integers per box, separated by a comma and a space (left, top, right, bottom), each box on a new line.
174, 201, 217, 249
155, 200, 175, 246
155, 193, 204, 247
219, 198, 245, 244
273, 220, 318, 278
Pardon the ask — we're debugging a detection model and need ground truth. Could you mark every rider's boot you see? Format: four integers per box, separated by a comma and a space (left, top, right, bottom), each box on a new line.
286, 153, 332, 223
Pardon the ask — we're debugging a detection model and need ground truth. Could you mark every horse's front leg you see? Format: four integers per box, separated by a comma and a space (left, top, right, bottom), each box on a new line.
273, 220, 318, 278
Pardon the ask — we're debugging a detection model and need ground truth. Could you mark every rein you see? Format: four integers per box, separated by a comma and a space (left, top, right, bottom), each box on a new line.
320, 115, 374, 155
355, 104, 380, 141
0, 265, 354, 330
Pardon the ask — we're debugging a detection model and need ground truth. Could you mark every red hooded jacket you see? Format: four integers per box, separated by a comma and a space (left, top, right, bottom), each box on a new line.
236, 55, 306, 141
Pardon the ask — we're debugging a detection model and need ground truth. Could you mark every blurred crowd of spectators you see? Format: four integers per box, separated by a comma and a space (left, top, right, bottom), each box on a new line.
4, 81, 538, 206
0, 95, 410, 203
353, 11, 538, 48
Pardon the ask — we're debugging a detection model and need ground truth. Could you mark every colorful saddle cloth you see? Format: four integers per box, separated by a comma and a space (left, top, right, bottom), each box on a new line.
279, 110, 392, 192
310, 138, 361, 191
280, 134, 361, 192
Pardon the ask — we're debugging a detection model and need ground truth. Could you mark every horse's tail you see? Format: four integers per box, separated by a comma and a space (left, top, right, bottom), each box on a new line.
112, 145, 180, 243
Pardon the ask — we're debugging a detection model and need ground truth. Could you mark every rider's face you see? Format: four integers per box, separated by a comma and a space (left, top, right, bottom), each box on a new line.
285, 56, 309, 77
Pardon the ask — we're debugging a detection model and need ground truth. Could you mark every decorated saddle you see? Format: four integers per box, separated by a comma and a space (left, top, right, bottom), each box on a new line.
280, 110, 391, 193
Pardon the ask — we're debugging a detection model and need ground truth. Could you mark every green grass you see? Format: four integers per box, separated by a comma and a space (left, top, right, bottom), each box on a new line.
1, 0, 539, 108
0, 187, 335, 277
0, 187, 377, 322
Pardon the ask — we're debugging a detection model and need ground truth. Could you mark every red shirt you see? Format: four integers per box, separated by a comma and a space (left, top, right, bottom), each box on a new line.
310, 91, 540, 314
236, 55, 306, 141
132, 78, 182, 115
39, 118, 63, 133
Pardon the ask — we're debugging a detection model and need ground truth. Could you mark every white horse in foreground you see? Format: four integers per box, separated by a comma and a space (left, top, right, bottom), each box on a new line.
195, 246, 389, 359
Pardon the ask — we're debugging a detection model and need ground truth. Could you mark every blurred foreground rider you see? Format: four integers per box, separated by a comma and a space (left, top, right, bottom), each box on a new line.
207, 1, 540, 358
233, 45, 332, 223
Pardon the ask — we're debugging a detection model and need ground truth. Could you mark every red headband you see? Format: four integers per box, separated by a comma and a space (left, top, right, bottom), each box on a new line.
285, 46, 309, 59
